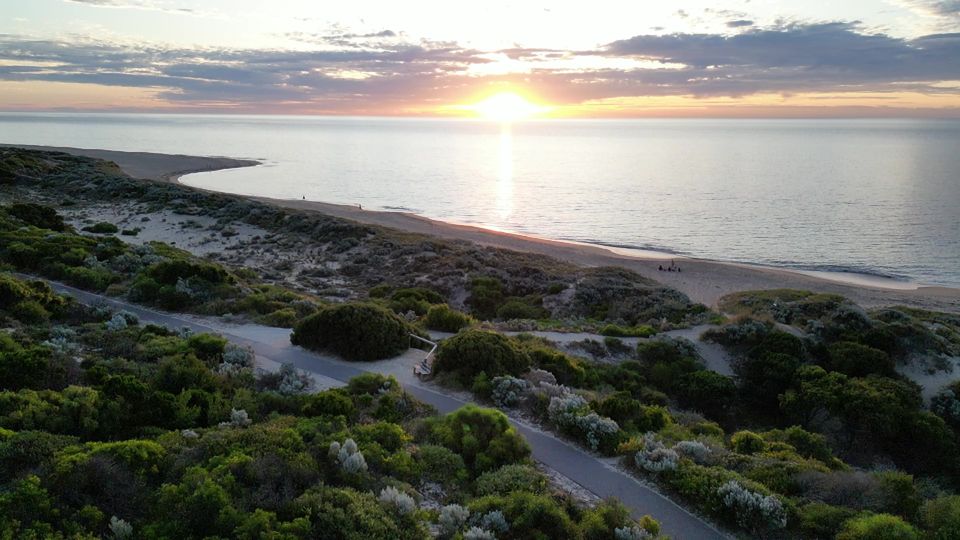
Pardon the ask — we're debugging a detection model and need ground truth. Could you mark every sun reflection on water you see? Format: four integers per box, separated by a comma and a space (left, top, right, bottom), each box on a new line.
496, 123, 513, 220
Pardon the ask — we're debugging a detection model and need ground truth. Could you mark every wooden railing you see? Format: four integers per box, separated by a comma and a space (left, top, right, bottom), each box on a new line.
410, 334, 437, 376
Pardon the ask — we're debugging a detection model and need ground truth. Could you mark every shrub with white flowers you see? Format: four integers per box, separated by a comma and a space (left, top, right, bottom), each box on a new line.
673, 440, 712, 464
276, 363, 315, 395
463, 527, 497, 540
574, 412, 620, 451
438, 504, 470, 538
218, 344, 255, 376
614, 525, 653, 540
492, 376, 530, 408
477, 510, 509, 534
547, 393, 589, 426
175, 276, 208, 301
378, 486, 417, 515
109, 252, 145, 273
218, 408, 251, 428
547, 393, 620, 451
717, 480, 787, 532
106, 310, 139, 331
109, 516, 133, 539
634, 433, 678, 473
43, 326, 79, 354
329, 438, 368, 473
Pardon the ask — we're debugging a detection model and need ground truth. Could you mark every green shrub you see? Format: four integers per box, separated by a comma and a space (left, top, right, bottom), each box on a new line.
424, 304, 473, 332
8, 203, 66, 231
796, 502, 857, 539
580, 499, 659, 540
257, 308, 299, 328
731, 431, 766, 455
302, 389, 355, 418
467, 276, 504, 320
836, 513, 919, 540
434, 330, 530, 384
82, 222, 119, 234
62, 266, 114, 291
594, 392, 670, 433
599, 324, 656, 338
291, 303, 411, 361
527, 347, 585, 386
475, 464, 548, 496
431, 405, 530, 475
496, 299, 546, 320
415, 444, 468, 486
675, 371, 736, 417
921, 496, 960, 539
468, 492, 579, 539
146, 259, 232, 286
187, 333, 228, 364
826, 341, 895, 377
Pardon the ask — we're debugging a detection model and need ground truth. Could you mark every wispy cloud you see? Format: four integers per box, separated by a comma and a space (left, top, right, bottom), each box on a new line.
895, 0, 960, 29
63, 0, 200, 15
0, 20, 958, 113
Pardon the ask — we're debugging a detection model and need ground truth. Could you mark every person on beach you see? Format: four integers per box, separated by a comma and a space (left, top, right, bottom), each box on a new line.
658, 265, 663, 271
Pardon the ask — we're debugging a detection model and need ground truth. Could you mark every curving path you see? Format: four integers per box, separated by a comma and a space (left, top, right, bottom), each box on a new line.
41, 280, 728, 540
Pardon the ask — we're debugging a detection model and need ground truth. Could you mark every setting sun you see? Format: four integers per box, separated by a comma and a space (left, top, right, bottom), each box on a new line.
471, 92, 546, 122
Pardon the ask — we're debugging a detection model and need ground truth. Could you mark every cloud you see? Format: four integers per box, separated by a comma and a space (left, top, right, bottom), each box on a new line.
64, 0, 198, 15
0, 20, 959, 112
726, 20, 754, 28
897, 0, 960, 19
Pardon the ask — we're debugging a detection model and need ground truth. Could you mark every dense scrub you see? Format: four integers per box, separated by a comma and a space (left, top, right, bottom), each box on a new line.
424, 286, 960, 538
0, 201, 319, 325
291, 303, 412, 361
0, 272, 663, 539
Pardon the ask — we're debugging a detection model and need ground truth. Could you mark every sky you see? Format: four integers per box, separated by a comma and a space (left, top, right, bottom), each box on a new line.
1, 0, 959, 117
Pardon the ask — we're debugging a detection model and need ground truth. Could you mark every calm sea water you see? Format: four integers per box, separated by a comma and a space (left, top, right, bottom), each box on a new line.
2, 113, 958, 287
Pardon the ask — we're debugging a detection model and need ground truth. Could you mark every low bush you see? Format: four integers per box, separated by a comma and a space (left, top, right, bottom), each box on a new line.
730, 431, 766, 455
424, 304, 473, 332
434, 330, 530, 383
474, 464, 548, 496
82, 222, 119, 234
496, 299, 546, 321
291, 303, 411, 361
431, 405, 530, 475
836, 513, 919, 540
599, 324, 656, 338
826, 341, 895, 377
8, 203, 66, 231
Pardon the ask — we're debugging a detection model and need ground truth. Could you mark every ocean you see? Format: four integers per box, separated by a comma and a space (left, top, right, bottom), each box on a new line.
2, 113, 958, 287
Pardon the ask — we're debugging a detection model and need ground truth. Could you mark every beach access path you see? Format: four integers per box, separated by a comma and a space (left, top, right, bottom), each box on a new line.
39, 278, 730, 540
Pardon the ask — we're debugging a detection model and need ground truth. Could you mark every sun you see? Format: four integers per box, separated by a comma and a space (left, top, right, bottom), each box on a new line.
472, 92, 545, 122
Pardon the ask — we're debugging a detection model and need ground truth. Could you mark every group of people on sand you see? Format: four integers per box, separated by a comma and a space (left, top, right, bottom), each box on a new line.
658, 260, 681, 273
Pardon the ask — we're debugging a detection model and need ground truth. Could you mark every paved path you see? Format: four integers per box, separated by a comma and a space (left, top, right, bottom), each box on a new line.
44, 281, 728, 539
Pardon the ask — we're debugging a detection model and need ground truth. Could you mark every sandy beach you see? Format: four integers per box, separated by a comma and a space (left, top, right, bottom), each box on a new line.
15, 144, 960, 313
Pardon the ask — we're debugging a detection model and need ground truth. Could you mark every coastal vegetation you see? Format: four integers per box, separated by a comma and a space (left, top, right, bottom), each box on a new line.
423, 287, 960, 538
4, 148, 960, 538
1, 148, 707, 332
0, 272, 663, 539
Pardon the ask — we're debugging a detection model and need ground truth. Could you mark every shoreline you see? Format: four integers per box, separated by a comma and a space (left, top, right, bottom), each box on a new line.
9, 144, 960, 311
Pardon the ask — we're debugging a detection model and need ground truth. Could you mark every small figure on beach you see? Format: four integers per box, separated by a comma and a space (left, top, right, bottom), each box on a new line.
302, 195, 305, 200
658, 265, 663, 271
358, 203, 363, 210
